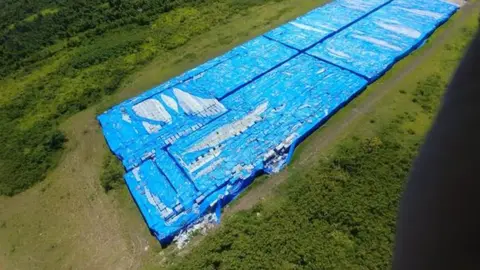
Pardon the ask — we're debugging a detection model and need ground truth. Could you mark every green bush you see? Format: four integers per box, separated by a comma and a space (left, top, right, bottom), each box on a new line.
100, 153, 125, 192
412, 73, 444, 113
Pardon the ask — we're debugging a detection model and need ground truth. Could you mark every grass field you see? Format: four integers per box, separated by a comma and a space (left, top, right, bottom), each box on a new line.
0, 1, 478, 269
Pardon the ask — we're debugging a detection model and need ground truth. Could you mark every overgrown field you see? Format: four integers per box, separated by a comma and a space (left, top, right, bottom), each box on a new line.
0, 0, 292, 195
162, 9, 480, 270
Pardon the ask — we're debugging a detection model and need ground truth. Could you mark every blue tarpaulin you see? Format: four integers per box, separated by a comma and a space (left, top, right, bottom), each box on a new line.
307, 0, 458, 80
98, 37, 298, 171
97, 0, 458, 244
264, 0, 392, 50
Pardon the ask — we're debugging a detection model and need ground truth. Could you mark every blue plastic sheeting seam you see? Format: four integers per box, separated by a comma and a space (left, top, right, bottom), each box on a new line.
307, 0, 458, 81
263, 0, 393, 51
98, 36, 298, 171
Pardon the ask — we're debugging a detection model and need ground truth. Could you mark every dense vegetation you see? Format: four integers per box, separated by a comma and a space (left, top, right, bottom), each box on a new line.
100, 153, 125, 192
0, 0, 236, 76
0, 0, 277, 195
167, 74, 447, 269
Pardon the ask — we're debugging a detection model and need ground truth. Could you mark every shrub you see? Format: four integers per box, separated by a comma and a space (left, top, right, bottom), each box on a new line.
100, 153, 125, 192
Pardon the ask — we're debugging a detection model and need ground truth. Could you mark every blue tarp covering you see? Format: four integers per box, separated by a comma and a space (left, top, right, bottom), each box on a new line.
307, 0, 458, 80
264, 0, 391, 50
97, 0, 457, 244
98, 36, 298, 171
120, 54, 368, 244
169, 54, 367, 193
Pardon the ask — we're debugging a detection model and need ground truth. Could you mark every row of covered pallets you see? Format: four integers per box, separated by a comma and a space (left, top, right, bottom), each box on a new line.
98, 0, 458, 244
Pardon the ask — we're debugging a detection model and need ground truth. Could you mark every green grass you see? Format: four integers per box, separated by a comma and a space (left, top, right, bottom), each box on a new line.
100, 152, 125, 192
23, 8, 59, 22
40, 8, 60, 16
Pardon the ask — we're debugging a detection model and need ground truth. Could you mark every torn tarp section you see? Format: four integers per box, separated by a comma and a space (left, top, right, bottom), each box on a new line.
124, 157, 231, 243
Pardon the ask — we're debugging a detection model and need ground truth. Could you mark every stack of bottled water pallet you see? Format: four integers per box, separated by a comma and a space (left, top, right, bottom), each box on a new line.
98, 0, 458, 244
